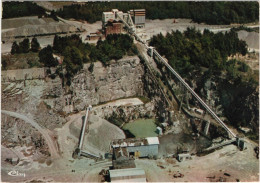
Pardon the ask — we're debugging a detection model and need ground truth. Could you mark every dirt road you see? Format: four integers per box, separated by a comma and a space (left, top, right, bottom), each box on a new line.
1, 110, 59, 158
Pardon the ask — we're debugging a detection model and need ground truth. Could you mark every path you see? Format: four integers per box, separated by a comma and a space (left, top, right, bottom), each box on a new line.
1, 110, 59, 158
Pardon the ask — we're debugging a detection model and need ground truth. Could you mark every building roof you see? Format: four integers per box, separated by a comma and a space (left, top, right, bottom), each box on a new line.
130, 9, 146, 12
134, 9, 146, 12
111, 137, 159, 148
109, 168, 146, 178
146, 137, 160, 145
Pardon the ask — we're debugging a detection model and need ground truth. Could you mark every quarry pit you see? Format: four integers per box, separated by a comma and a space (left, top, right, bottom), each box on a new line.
1, 10, 259, 182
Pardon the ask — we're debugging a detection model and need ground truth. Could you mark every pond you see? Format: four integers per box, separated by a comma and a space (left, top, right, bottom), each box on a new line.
123, 118, 158, 138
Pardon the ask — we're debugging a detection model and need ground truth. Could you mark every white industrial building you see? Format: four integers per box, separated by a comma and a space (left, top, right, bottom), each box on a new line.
111, 137, 159, 158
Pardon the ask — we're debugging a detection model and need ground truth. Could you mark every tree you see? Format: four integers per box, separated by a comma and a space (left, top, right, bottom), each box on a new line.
31, 37, 40, 52
88, 62, 94, 72
63, 46, 83, 75
38, 45, 58, 67
11, 41, 19, 54
19, 38, 30, 53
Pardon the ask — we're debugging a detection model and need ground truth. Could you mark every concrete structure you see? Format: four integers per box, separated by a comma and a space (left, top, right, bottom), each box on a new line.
111, 137, 159, 158
156, 126, 163, 135
109, 168, 146, 182
130, 9, 146, 27
102, 12, 115, 26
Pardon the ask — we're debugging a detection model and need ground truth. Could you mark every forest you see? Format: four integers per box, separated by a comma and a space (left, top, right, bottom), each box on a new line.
56, 1, 258, 25
149, 28, 248, 78
149, 28, 258, 129
3, 1, 258, 25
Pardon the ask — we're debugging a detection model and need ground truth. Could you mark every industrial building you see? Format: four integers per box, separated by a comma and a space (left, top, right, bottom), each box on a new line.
102, 8, 146, 36
109, 168, 146, 182
130, 9, 146, 28
111, 137, 159, 158
104, 20, 123, 37
102, 9, 125, 28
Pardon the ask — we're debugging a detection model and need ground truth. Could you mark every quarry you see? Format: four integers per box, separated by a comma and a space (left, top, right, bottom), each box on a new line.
1, 2, 259, 183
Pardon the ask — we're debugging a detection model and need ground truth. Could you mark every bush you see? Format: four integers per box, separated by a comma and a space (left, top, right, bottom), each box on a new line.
50, 74, 56, 79
11, 41, 19, 54
31, 37, 40, 52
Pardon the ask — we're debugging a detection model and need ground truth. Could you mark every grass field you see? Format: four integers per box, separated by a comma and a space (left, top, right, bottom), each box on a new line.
123, 118, 158, 138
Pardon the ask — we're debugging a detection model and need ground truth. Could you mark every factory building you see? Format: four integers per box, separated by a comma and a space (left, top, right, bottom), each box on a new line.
102, 9, 125, 36
102, 9, 124, 28
130, 9, 146, 28
102, 9, 145, 36
111, 137, 159, 158
109, 168, 146, 182
104, 20, 123, 37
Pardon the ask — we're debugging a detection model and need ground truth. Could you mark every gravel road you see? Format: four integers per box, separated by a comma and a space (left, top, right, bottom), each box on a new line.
1, 110, 59, 158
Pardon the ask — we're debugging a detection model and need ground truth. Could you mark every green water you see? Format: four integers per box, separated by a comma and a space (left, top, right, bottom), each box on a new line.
123, 118, 158, 138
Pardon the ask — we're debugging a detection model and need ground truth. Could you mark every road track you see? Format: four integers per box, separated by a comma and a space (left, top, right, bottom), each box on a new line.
1, 110, 59, 158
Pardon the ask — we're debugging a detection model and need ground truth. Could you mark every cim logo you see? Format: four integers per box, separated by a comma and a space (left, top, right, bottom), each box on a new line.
8, 170, 25, 177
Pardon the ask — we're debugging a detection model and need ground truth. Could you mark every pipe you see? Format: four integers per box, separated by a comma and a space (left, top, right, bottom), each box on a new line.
78, 105, 92, 150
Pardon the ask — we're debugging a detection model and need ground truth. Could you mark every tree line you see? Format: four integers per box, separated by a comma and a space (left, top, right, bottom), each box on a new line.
11, 38, 41, 54
3, 2, 45, 19
3, 1, 258, 25
56, 1, 258, 24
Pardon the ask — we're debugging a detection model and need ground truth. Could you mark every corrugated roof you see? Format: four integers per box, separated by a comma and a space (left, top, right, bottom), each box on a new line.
134, 9, 146, 11
109, 168, 145, 178
112, 177, 146, 182
146, 137, 159, 145
111, 137, 159, 148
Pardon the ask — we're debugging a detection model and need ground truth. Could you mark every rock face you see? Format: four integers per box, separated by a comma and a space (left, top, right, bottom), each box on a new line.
1, 56, 145, 129
70, 56, 144, 111
93, 101, 156, 123
197, 75, 259, 134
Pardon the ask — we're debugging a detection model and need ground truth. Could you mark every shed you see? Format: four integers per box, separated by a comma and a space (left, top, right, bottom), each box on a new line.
109, 168, 146, 182
111, 137, 159, 158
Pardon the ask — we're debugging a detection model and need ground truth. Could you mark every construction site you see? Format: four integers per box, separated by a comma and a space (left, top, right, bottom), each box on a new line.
1, 4, 259, 183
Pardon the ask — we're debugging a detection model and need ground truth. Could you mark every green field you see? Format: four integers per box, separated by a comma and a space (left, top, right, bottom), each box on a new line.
123, 118, 158, 138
